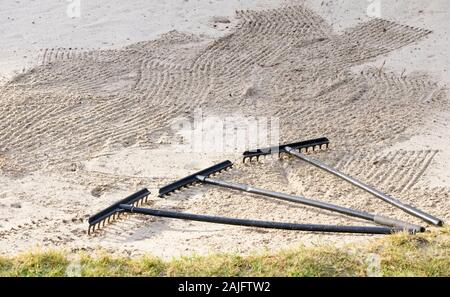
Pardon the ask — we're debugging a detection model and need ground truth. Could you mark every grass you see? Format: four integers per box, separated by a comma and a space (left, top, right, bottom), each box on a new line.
1, 227, 448, 277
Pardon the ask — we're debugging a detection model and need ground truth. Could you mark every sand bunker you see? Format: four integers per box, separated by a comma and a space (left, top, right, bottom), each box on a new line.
0, 6, 448, 258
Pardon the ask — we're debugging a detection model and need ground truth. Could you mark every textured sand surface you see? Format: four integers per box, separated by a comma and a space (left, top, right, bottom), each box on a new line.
0, 3, 449, 258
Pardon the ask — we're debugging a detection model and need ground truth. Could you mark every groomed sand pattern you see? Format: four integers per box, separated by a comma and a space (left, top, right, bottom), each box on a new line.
0, 6, 448, 257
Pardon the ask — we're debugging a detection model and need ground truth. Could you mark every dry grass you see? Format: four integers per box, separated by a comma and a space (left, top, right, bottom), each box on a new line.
1, 227, 448, 277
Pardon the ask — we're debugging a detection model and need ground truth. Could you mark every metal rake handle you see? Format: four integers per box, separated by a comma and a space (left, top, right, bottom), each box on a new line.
285, 147, 443, 226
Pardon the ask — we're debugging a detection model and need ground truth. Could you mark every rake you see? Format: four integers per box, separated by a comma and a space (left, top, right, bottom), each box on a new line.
88, 188, 404, 235
159, 160, 423, 233
242, 137, 330, 162
243, 139, 443, 226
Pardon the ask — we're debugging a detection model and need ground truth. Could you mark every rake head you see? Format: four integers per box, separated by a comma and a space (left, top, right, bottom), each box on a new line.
88, 188, 151, 235
159, 160, 233, 197
242, 137, 330, 162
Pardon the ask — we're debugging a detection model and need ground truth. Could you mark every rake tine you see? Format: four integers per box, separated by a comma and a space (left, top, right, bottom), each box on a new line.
158, 161, 233, 197
88, 188, 151, 234
242, 138, 329, 163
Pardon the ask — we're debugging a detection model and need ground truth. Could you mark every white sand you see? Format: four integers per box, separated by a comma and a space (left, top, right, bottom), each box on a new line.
0, 1, 449, 258
0, 0, 285, 81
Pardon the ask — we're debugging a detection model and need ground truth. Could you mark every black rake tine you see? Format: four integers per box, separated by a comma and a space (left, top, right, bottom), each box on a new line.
242, 137, 330, 162
88, 188, 151, 234
158, 161, 233, 197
